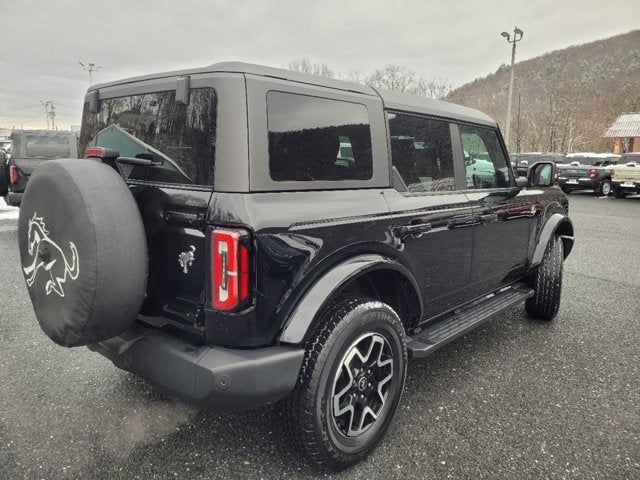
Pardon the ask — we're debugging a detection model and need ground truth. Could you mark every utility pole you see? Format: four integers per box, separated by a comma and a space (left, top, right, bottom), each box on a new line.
78, 61, 102, 86
500, 27, 524, 148
49, 102, 56, 130
516, 93, 521, 154
41, 100, 51, 129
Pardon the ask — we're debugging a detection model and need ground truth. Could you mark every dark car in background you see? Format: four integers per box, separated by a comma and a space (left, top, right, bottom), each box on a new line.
511, 152, 566, 178
557, 153, 621, 195
5, 130, 78, 206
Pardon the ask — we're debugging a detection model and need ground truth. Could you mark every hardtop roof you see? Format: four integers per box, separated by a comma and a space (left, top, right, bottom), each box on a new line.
89, 61, 495, 126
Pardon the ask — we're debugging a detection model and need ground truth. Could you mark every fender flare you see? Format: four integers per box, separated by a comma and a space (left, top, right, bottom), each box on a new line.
530, 213, 574, 268
278, 254, 422, 345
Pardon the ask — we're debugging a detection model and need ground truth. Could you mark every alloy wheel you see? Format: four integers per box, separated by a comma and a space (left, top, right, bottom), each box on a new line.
331, 332, 394, 437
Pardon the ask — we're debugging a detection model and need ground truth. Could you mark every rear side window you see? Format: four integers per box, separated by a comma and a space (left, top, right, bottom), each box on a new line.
25, 135, 71, 158
387, 113, 455, 192
459, 125, 511, 189
267, 91, 373, 182
80, 88, 217, 186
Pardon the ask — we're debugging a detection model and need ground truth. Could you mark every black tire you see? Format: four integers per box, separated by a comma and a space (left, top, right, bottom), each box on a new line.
525, 235, 563, 321
598, 179, 612, 196
612, 187, 627, 199
560, 186, 571, 194
18, 159, 148, 347
0, 157, 8, 197
281, 295, 407, 471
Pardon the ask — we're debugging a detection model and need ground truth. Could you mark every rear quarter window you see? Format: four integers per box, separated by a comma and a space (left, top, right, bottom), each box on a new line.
266, 91, 373, 182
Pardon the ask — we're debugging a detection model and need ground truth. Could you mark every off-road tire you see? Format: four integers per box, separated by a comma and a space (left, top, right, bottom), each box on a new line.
525, 235, 563, 321
612, 187, 627, 199
281, 295, 407, 472
598, 179, 611, 196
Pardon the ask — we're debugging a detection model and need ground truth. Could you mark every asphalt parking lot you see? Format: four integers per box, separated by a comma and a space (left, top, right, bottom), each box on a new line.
0, 193, 638, 480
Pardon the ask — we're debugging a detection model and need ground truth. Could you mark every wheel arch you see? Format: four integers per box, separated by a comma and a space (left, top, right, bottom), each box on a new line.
278, 254, 422, 345
529, 213, 574, 269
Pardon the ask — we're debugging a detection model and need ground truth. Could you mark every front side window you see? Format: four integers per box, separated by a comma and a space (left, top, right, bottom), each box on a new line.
388, 113, 455, 192
459, 125, 511, 189
267, 91, 373, 182
80, 88, 217, 186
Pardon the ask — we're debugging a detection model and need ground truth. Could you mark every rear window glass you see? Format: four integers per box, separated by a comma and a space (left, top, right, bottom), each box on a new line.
267, 91, 373, 182
25, 135, 71, 158
80, 88, 217, 186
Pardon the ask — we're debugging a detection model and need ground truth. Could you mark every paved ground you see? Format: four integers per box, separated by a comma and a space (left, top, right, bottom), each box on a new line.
0, 192, 638, 479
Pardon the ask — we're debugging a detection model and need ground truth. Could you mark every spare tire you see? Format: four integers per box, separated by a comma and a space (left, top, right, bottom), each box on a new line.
18, 159, 147, 347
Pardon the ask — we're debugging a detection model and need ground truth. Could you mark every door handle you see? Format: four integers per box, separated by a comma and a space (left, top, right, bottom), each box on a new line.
392, 222, 432, 239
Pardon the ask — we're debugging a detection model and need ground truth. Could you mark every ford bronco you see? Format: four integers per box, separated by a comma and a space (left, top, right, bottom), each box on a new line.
17, 62, 574, 471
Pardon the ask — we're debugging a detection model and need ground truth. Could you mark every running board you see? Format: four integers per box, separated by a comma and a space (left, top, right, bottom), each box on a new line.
407, 284, 534, 358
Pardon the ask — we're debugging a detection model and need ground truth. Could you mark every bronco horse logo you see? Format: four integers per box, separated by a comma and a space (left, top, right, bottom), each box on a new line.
23, 213, 79, 298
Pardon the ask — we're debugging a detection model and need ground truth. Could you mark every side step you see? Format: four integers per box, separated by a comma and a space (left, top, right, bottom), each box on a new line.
407, 284, 534, 358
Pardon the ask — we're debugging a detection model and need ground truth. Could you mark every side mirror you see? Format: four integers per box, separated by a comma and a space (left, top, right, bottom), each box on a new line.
528, 161, 555, 187
515, 176, 528, 188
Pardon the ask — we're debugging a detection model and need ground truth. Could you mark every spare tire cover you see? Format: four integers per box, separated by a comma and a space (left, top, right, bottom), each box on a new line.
18, 159, 147, 347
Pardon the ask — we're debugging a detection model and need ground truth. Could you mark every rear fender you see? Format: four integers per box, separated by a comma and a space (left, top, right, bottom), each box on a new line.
529, 213, 574, 268
278, 254, 421, 345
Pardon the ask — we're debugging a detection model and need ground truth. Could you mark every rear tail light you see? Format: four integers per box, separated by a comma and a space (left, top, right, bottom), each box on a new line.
211, 228, 251, 311
84, 147, 119, 160
588, 168, 597, 178
9, 165, 19, 184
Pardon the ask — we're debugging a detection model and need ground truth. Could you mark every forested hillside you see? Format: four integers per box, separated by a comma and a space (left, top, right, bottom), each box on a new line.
447, 30, 640, 153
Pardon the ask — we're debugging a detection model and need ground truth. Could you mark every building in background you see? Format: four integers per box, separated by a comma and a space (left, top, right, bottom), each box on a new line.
604, 113, 640, 154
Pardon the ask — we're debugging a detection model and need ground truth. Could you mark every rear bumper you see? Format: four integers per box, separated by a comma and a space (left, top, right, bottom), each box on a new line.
612, 180, 640, 191
88, 324, 305, 411
557, 178, 598, 190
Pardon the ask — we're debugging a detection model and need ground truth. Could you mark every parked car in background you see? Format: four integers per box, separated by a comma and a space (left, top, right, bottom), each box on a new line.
5, 130, 78, 206
611, 153, 640, 198
557, 153, 621, 195
511, 152, 565, 178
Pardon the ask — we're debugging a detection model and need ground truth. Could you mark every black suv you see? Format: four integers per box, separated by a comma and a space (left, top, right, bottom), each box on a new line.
17, 62, 574, 471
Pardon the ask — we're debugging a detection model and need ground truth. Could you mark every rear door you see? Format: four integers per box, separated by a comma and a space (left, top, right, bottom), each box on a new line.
383, 112, 475, 319
79, 74, 245, 330
456, 123, 534, 298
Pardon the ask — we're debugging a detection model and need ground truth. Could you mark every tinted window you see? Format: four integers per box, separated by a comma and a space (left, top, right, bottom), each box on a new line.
25, 135, 71, 158
459, 125, 511, 189
267, 91, 372, 182
388, 113, 455, 192
80, 89, 217, 186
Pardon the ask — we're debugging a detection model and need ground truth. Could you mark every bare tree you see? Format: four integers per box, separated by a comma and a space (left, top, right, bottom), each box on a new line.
286, 58, 336, 79
285, 59, 453, 100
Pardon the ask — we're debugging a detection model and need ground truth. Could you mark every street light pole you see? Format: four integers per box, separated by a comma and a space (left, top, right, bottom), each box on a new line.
500, 27, 524, 148
78, 61, 102, 86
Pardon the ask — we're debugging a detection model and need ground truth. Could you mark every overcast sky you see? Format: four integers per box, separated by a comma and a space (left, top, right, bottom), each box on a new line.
1, 0, 638, 130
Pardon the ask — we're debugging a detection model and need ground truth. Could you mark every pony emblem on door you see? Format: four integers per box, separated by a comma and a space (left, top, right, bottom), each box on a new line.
22, 213, 79, 298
